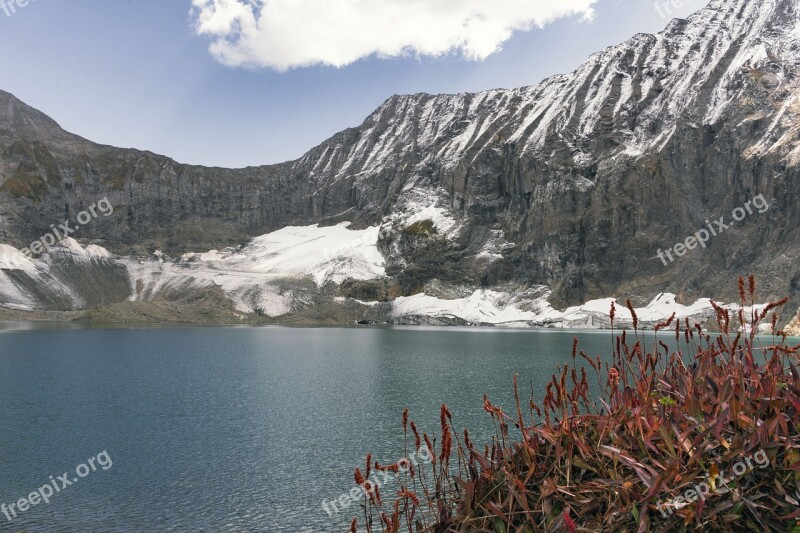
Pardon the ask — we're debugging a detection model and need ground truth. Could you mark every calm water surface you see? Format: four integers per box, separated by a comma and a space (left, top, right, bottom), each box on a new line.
0, 324, 679, 532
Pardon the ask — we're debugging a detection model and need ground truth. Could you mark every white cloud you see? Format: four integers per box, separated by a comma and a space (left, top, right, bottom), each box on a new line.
191, 0, 596, 71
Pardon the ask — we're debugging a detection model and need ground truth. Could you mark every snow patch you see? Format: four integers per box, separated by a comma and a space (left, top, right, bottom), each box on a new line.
126, 222, 387, 316
386, 186, 460, 237
48, 238, 114, 262
393, 289, 537, 325
0, 241, 108, 311
392, 290, 770, 329
0, 244, 37, 273
475, 230, 515, 261
245, 223, 385, 285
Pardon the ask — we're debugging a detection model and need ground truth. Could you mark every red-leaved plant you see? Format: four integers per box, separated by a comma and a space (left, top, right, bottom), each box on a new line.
350, 277, 800, 532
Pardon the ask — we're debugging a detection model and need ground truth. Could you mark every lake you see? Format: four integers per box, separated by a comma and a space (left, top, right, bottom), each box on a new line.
0, 324, 686, 531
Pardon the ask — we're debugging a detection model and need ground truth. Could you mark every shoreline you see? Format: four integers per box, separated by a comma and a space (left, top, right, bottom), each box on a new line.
2, 309, 799, 338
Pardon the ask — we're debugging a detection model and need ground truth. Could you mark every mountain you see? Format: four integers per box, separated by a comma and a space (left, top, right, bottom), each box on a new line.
1, 0, 799, 327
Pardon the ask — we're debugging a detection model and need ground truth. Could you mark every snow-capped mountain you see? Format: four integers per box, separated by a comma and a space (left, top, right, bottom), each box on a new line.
0, 0, 798, 326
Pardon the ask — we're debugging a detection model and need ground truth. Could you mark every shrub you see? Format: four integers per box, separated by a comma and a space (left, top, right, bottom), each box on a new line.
402, 220, 436, 237
350, 277, 800, 532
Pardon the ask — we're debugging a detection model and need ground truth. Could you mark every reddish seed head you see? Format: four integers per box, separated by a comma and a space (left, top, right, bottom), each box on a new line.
626, 299, 638, 330
410, 421, 421, 450
439, 430, 452, 464
365, 453, 372, 480
579, 350, 597, 371
397, 489, 420, 507
655, 312, 676, 332
351, 518, 357, 533
402, 408, 409, 431
424, 434, 436, 465
440, 403, 452, 422
531, 399, 542, 418
483, 395, 501, 416
762, 297, 790, 319
608, 367, 620, 387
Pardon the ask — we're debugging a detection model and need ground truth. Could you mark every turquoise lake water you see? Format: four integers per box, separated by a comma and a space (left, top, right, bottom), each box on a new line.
0, 323, 761, 532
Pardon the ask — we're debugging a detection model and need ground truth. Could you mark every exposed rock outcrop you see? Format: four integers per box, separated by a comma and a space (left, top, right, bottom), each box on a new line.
786, 308, 800, 336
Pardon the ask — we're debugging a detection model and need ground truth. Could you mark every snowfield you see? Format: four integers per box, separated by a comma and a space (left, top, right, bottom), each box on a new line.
129, 222, 386, 316
180, 222, 385, 286
0, 230, 773, 330
390, 288, 770, 329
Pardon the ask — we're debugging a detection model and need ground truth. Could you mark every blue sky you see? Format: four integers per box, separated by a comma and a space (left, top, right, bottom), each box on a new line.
0, 0, 708, 168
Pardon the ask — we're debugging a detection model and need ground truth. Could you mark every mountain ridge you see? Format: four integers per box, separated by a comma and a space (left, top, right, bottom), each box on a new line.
0, 0, 798, 325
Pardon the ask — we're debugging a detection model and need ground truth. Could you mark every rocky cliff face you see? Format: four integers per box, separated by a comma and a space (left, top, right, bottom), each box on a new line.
787, 310, 800, 336
1, 0, 799, 325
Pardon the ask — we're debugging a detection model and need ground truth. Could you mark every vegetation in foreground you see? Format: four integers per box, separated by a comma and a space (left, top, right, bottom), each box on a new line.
350, 277, 800, 532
